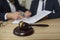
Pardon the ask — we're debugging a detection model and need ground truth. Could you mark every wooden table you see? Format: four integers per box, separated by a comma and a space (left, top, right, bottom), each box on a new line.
0, 18, 60, 40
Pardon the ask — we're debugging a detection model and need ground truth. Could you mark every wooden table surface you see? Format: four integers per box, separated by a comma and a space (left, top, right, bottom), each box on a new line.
0, 18, 60, 40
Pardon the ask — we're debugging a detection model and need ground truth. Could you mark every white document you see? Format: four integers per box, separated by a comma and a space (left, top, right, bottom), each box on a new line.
12, 10, 51, 24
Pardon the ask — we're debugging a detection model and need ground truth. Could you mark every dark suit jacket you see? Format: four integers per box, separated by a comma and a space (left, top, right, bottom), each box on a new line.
30, 0, 60, 19
0, 0, 27, 21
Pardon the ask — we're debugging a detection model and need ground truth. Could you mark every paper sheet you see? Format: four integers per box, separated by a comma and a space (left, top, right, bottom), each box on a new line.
12, 10, 51, 24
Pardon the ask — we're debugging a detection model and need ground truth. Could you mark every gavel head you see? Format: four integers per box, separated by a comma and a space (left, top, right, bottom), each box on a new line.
19, 21, 29, 30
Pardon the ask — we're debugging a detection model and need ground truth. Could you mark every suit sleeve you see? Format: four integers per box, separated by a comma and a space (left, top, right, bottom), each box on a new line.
0, 1, 6, 21
48, 0, 60, 19
30, 0, 38, 16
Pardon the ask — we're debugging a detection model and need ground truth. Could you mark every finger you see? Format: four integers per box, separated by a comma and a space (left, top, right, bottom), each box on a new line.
15, 12, 20, 15
18, 15, 24, 19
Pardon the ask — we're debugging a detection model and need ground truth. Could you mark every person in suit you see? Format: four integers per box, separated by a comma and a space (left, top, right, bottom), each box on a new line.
30, 0, 60, 19
0, 0, 31, 21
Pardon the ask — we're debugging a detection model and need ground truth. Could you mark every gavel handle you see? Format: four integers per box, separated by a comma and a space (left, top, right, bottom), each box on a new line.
29, 24, 49, 27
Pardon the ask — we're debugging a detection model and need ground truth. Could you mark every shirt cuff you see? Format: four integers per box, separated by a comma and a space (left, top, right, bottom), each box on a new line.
4, 13, 8, 20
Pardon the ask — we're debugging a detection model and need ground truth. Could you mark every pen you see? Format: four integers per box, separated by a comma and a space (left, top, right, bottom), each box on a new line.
18, 10, 25, 17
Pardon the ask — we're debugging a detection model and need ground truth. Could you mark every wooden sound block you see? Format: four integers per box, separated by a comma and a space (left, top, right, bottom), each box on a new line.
13, 26, 34, 36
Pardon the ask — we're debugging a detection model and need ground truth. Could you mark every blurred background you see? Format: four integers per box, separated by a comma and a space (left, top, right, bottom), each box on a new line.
18, 0, 32, 9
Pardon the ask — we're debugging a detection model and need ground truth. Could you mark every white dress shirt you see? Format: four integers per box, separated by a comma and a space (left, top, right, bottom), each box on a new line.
36, 0, 46, 14
5, 0, 16, 20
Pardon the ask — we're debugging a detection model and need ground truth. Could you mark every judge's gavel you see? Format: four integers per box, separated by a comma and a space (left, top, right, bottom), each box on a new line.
13, 21, 49, 36
19, 21, 49, 28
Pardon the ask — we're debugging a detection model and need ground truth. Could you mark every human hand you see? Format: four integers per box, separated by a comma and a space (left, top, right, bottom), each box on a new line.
24, 11, 31, 18
6, 12, 23, 20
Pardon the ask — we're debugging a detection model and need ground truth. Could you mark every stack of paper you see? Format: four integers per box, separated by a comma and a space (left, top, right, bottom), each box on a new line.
12, 10, 51, 24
